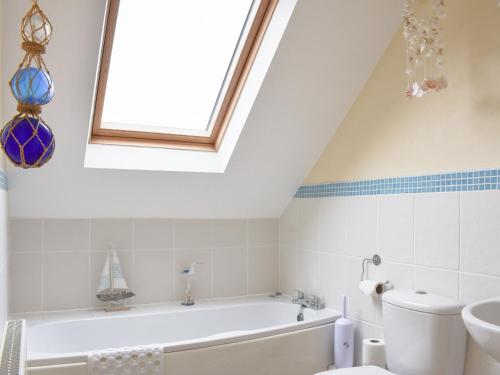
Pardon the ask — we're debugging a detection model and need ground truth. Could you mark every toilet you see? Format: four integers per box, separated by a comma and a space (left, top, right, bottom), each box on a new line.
317, 289, 467, 375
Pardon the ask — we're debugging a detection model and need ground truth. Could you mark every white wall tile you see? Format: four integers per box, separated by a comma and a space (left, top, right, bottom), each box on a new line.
175, 219, 212, 249
279, 199, 298, 247
279, 246, 296, 295
90, 219, 133, 251
0, 190, 8, 268
345, 196, 377, 258
371, 262, 414, 291
0, 268, 7, 325
134, 219, 174, 250
43, 252, 90, 310
296, 199, 320, 251
281, 190, 500, 374
9, 219, 42, 252
461, 191, 500, 277
319, 197, 347, 254
0, 190, 7, 324
460, 273, 500, 304
415, 192, 459, 270
212, 220, 246, 248
248, 219, 278, 246
43, 219, 90, 252
174, 248, 212, 300
90, 250, 134, 307
377, 194, 414, 263
342, 257, 378, 324
8, 217, 279, 313
213, 247, 247, 298
134, 250, 174, 304
296, 250, 320, 294
248, 246, 278, 294
319, 253, 347, 309
9, 253, 42, 312
414, 266, 459, 300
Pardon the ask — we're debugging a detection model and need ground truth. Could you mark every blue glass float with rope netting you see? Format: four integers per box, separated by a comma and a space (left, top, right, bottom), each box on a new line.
0, 0, 55, 169
10, 67, 54, 105
1, 116, 54, 166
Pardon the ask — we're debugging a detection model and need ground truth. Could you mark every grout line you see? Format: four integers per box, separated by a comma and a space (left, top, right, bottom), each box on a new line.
245, 220, 249, 296
412, 193, 416, 289
459, 270, 500, 280
172, 219, 176, 301
88, 219, 92, 309
40, 220, 45, 312
375, 195, 380, 261
458, 192, 462, 300
210, 220, 214, 299
131, 219, 136, 306
374, 195, 381, 324
7, 244, 277, 254
210, 248, 214, 299
293, 201, 298, 293
278, 217, 281, 293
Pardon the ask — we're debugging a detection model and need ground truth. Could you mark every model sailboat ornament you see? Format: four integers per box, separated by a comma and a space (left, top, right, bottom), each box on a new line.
96, 244, 134, 311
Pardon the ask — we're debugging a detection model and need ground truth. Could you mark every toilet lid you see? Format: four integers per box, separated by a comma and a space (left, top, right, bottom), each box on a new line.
315, 366, 394, 375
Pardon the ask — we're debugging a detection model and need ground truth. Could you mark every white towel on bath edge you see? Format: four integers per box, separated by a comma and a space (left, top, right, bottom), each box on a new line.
88, 345, 164, 375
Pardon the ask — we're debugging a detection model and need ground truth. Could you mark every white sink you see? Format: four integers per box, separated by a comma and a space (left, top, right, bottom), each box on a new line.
462, 298, 500, 362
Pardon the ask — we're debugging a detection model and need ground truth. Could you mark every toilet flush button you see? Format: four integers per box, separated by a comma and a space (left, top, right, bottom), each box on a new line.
416, 290, 427, 295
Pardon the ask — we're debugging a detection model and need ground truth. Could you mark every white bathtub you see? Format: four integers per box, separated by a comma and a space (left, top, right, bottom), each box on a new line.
24, 297, 339, 375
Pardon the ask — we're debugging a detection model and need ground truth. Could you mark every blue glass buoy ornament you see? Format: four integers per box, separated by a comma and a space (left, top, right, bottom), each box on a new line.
10, 67, 54, 105
1, 115, 55, 168
1, 1, 56, 169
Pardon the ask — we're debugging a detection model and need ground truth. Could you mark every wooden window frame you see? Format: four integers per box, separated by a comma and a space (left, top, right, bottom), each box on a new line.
90, 0, 278, 152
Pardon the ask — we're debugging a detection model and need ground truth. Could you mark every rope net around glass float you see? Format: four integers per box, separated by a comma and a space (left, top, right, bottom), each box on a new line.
1, 0, 55, 169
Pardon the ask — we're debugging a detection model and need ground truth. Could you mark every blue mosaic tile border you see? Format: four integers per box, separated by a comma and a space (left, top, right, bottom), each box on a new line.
0, 169, 7, 191
295, 169, 500, 198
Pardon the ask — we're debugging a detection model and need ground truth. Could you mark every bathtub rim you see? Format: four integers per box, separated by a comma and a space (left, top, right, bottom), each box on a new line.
25, 297, 340, 367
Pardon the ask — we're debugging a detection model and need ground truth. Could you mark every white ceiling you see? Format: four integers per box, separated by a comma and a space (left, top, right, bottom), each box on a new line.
2, 0, 402, 219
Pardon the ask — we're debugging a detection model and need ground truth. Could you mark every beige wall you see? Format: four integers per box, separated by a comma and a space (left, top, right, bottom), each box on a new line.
306, 0, 500, 184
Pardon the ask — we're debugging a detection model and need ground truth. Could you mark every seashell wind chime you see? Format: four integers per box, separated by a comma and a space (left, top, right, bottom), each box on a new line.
0, 0, 55, 168
403, 0, 447, 98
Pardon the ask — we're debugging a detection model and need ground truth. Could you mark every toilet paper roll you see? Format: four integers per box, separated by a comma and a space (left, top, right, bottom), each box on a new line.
359, 280, 384, 296
362, 338, 386, 368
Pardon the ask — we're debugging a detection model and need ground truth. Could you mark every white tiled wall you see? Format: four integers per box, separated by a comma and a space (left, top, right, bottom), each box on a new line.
8, 218, 279, 313
279, 191, 500, 373
0, 186, 8, 326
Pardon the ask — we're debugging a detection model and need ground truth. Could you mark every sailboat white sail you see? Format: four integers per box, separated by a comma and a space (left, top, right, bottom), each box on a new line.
96, 245, 135, 302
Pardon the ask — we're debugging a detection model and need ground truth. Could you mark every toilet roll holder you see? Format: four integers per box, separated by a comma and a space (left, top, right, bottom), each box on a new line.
360, 254, 381, 281
360, 254, 392, 290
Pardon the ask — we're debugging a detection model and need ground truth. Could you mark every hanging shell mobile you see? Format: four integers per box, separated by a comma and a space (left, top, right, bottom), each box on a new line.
403, 0, 447, 98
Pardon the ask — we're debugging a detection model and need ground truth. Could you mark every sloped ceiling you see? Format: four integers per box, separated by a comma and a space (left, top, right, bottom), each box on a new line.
2, 0, 402, 218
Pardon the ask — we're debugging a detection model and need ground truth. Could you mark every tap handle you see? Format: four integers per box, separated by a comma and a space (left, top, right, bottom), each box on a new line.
294, 289, 305, 299
308, 294, 323, 309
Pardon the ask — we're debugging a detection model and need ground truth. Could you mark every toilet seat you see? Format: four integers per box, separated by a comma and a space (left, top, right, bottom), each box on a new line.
315, 366, 394, 375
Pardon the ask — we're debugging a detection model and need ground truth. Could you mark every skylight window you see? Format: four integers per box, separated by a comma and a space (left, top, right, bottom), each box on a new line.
91, 0, 277, 151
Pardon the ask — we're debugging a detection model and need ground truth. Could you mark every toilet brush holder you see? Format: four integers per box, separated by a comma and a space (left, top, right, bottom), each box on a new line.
334, 295, 354, 368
